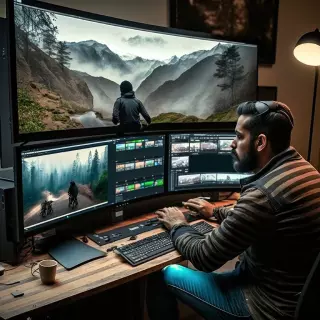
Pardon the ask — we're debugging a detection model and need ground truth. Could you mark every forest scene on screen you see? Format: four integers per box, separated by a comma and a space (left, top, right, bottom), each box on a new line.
22, 145, 108, 228
14, 2, 256, 134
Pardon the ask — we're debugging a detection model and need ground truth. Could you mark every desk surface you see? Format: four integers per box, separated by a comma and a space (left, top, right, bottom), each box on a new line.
0, 200, 235, 320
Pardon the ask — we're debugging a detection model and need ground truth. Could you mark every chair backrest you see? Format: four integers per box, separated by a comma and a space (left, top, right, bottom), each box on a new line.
295, 252, 320, 320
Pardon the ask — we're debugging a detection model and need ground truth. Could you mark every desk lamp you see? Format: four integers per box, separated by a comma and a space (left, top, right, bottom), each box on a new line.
294, 28, 320, 161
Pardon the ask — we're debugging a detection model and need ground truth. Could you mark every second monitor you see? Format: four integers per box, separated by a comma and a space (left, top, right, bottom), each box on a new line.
114, 135, 165, 203
168, 132, 250, 192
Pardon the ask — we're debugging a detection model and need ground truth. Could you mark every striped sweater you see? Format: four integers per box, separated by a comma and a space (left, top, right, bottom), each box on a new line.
171, 147, 320, 320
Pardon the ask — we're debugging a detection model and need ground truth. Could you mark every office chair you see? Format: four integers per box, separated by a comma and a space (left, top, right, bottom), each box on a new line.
294, 252, 320, 320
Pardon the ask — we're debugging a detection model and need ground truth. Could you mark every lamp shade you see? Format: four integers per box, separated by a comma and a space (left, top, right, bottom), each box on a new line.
294, 29, 320, 66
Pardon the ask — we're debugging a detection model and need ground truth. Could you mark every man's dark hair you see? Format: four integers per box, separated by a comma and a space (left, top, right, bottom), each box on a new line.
237, 101, 294, 154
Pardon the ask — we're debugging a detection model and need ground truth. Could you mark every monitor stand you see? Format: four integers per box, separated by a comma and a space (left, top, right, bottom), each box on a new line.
32, 229, 62, 254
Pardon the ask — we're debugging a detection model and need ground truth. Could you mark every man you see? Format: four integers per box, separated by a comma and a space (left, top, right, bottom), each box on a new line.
147, 101, 320, 320
112, 80, 151, 132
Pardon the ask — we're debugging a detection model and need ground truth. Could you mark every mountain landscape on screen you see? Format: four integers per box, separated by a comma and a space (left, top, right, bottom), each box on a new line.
14, 3, 257, 133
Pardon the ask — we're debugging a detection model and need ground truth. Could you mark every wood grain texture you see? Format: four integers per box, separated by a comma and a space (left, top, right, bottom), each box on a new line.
0, 200, 235, 320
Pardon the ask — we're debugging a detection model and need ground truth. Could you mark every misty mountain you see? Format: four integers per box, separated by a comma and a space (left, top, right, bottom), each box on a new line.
144, 46, 257, 118
66, 40, 130, 82
168, 55, 179, 64
124, 57, 164, 88
66, 40, 163, 88
73, 70, 119, 118
16, 35, 93, 109
136, 43, 227, 102
120, 53, 138, 61
181, 42, 225, 61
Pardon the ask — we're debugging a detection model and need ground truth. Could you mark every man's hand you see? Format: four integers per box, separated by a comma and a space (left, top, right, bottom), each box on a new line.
155, 207, 187, 230
182, 198, 215, 220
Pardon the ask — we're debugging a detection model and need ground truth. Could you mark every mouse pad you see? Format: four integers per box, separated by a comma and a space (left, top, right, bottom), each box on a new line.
48, 238, 106, 270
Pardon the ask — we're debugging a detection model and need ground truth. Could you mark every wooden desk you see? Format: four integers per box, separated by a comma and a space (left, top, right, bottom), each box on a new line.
0, 200, 235, 320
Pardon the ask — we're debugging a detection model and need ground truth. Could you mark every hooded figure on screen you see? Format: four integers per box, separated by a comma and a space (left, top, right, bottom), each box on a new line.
112, 80, 151, 133
68, 181, 78, 208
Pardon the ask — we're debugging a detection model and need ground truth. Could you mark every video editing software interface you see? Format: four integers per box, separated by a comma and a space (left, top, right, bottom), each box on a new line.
168, 133, 250, 191
114, 135, 165, 203
21, 135, 165, 233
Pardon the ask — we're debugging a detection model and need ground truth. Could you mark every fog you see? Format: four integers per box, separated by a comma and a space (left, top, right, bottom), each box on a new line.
23, 145, 108, 174
53, 12, 220, 60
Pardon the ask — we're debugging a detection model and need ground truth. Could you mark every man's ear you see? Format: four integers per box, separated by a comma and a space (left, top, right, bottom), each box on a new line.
256, 134, 267, 152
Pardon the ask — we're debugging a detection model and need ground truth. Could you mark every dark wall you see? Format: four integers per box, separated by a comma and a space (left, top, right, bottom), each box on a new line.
0, 17, 13, 168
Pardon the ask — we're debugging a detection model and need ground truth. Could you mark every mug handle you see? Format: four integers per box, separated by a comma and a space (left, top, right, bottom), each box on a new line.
31, 263, 40, 277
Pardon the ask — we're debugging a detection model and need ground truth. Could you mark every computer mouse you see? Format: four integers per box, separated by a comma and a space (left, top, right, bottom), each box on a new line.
129, 235, 137, 240
184, 204, 198, 213
81, 236, 88, 243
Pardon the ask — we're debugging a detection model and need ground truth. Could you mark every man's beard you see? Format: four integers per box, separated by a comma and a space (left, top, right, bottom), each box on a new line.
232, 141, 258, 173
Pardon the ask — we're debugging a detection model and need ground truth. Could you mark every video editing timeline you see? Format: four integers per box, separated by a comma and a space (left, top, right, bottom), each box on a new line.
114, 135, 165, 203
22, 139, 114, 232
169, 133, 250, 191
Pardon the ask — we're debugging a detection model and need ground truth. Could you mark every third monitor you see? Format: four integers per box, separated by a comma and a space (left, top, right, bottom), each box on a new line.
168, 132, 250, 192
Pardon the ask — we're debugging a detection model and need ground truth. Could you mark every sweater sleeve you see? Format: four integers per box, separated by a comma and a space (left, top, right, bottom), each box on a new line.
212, 206, 234, 223
171, 187, 274, 272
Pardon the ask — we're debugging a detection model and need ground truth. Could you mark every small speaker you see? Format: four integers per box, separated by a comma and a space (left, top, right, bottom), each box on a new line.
0, 179, 22, 264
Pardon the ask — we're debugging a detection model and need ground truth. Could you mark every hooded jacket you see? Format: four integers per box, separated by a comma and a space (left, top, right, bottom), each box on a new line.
112, 91, 151, 127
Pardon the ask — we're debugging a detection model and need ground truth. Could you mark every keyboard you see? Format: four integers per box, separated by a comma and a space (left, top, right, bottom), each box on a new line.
115, 221, 214, 266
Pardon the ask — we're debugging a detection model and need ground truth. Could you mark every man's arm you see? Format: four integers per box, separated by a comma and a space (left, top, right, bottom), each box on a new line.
112, 99, 121, 125
212, 206, 234, 223
138, 100, 151, 124
171, 188, 274, 272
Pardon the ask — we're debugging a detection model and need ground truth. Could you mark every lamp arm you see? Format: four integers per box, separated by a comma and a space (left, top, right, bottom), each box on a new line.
307, 66, 319, 162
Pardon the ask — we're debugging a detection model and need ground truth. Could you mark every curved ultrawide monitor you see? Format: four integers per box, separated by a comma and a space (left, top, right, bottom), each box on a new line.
16, 133, 166, 235
8, 0, 257, 142
168, 132, 251, 192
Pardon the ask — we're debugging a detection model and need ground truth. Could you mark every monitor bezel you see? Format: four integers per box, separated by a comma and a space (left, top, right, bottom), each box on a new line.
165, 129, 243, 195
7, 0, 258, 144
15, 130, 168, 236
